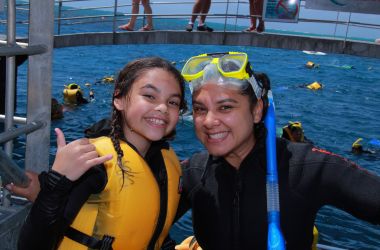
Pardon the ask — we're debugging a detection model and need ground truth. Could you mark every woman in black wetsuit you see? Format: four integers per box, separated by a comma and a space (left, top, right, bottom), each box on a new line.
176, 51, 380, 250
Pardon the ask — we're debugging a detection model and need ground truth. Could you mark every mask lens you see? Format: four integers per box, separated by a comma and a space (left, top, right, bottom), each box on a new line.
182, 56, 212, 75
219, 54, 247, 73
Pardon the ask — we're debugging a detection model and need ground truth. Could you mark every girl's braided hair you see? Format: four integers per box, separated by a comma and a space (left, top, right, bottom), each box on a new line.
110, 57, 187, 186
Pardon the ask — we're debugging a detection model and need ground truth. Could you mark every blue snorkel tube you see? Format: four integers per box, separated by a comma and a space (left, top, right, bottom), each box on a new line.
264, 90, 286, 250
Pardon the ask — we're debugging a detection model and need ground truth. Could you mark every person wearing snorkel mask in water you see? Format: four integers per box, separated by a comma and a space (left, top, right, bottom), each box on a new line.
281, 121, 314, 144
175, 52, 380, 250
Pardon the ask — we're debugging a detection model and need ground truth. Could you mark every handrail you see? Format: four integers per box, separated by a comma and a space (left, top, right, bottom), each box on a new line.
0, 121, 45, 145
0, 44, 47, 56
0, 115, 27, 124
2, 0, 378, 41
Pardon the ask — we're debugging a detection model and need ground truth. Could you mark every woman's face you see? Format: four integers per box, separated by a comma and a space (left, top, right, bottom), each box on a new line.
114, 68, 182, 154
192, 83, 263, 166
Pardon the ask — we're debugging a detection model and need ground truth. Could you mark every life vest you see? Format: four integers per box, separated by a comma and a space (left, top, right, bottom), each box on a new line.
63, 83, 84, 104
58, 136, 181, 250
306, 81, 322, 90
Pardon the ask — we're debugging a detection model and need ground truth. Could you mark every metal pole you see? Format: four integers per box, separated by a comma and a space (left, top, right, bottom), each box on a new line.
223, 0, 230, 32
26, 0, 54, 172
0, 121, 45, 144
57, 0, 63, 35
334, 11, 340, 38
344, 12, 351, 44
233, 0, 241, 31
5, 0, 16, 156
0, 114, 27, 124
113, 0, 118, 33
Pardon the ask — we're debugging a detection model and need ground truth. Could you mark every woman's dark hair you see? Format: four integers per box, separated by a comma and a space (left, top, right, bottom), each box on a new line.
110, 57, 188, 186
240, 72, 271, 148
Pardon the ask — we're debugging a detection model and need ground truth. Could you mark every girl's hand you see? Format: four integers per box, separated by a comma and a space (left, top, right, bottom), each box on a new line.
51, 128, 112, 181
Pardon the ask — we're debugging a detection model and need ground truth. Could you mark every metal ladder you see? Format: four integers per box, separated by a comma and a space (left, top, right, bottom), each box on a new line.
0, 1, 53, 248
0, 0, 53, 177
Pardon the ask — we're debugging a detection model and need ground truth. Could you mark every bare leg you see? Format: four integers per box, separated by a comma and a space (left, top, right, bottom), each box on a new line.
248, 0, 257, 31
190, 0, 203, 24
199, 0, 211, 25
141, 0, 153, 30
119, 0, 140, 30
186, 0, 202, 31
256, 0, 265, 32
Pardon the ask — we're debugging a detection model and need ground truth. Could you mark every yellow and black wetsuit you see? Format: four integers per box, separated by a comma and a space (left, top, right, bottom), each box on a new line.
18, 137, 181, 250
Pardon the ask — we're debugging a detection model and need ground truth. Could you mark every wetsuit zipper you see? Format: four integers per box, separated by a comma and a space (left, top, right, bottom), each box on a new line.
232, 170, 242, 250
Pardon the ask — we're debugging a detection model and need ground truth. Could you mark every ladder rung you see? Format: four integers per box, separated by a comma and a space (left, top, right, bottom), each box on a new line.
0, 44, 47, 57
0, 121, 45, 144
0, 115, 27, 124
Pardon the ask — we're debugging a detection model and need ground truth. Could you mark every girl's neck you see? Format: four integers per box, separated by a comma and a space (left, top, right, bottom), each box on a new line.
124, 128, 151, 157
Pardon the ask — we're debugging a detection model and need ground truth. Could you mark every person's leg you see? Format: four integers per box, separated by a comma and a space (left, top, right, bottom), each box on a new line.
119, 0, 140, 30
191, 0, 202, 23
256, 0, 265, 32
245, 0, 257, 31
197, 0, 213, 31
141, 0, 153, 30
186, 0, 202, 31
199, 0, 211, 25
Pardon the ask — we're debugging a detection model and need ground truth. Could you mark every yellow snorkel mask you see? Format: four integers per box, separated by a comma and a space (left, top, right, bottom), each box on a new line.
182, 52, 264, 99
352, 138, 363, 149
289, 121, 303, 130
182, 52, 250, 81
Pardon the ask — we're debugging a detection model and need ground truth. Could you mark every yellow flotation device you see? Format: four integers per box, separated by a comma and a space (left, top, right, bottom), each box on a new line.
306, 81, 322, 90
63, 83, 84, 104
306, 61, 315, 69
58, 137, 181, 250
102, 76, 114, 83
305, 61, 319, 69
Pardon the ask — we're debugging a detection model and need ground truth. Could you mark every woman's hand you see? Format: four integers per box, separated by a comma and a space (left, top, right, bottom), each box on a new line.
175, 236, 202, 250
51, 128, 112, 181
6, 170, 40, 202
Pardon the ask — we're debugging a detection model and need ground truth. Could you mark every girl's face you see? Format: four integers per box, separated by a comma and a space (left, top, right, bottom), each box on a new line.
114, 68, 182, 154
192, 83, 263, 167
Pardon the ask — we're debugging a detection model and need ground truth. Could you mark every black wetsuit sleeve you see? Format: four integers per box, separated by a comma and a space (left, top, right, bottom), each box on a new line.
173, 160, 192, 222
318, 156, 380, 223
173, 154, 208, 222
18, 165, 107, 250
294, 146, 380, 224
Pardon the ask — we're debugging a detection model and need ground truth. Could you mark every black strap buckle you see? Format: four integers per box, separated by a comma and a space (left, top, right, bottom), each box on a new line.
66, 227, 114, 250
98, 234, 115, 250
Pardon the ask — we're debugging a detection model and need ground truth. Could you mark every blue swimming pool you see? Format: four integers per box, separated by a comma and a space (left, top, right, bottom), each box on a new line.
14, 43, 380, 249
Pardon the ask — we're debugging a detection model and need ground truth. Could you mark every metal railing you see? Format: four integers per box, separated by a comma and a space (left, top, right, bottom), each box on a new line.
1, 0, 379, 42
0, 0, 54, 208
